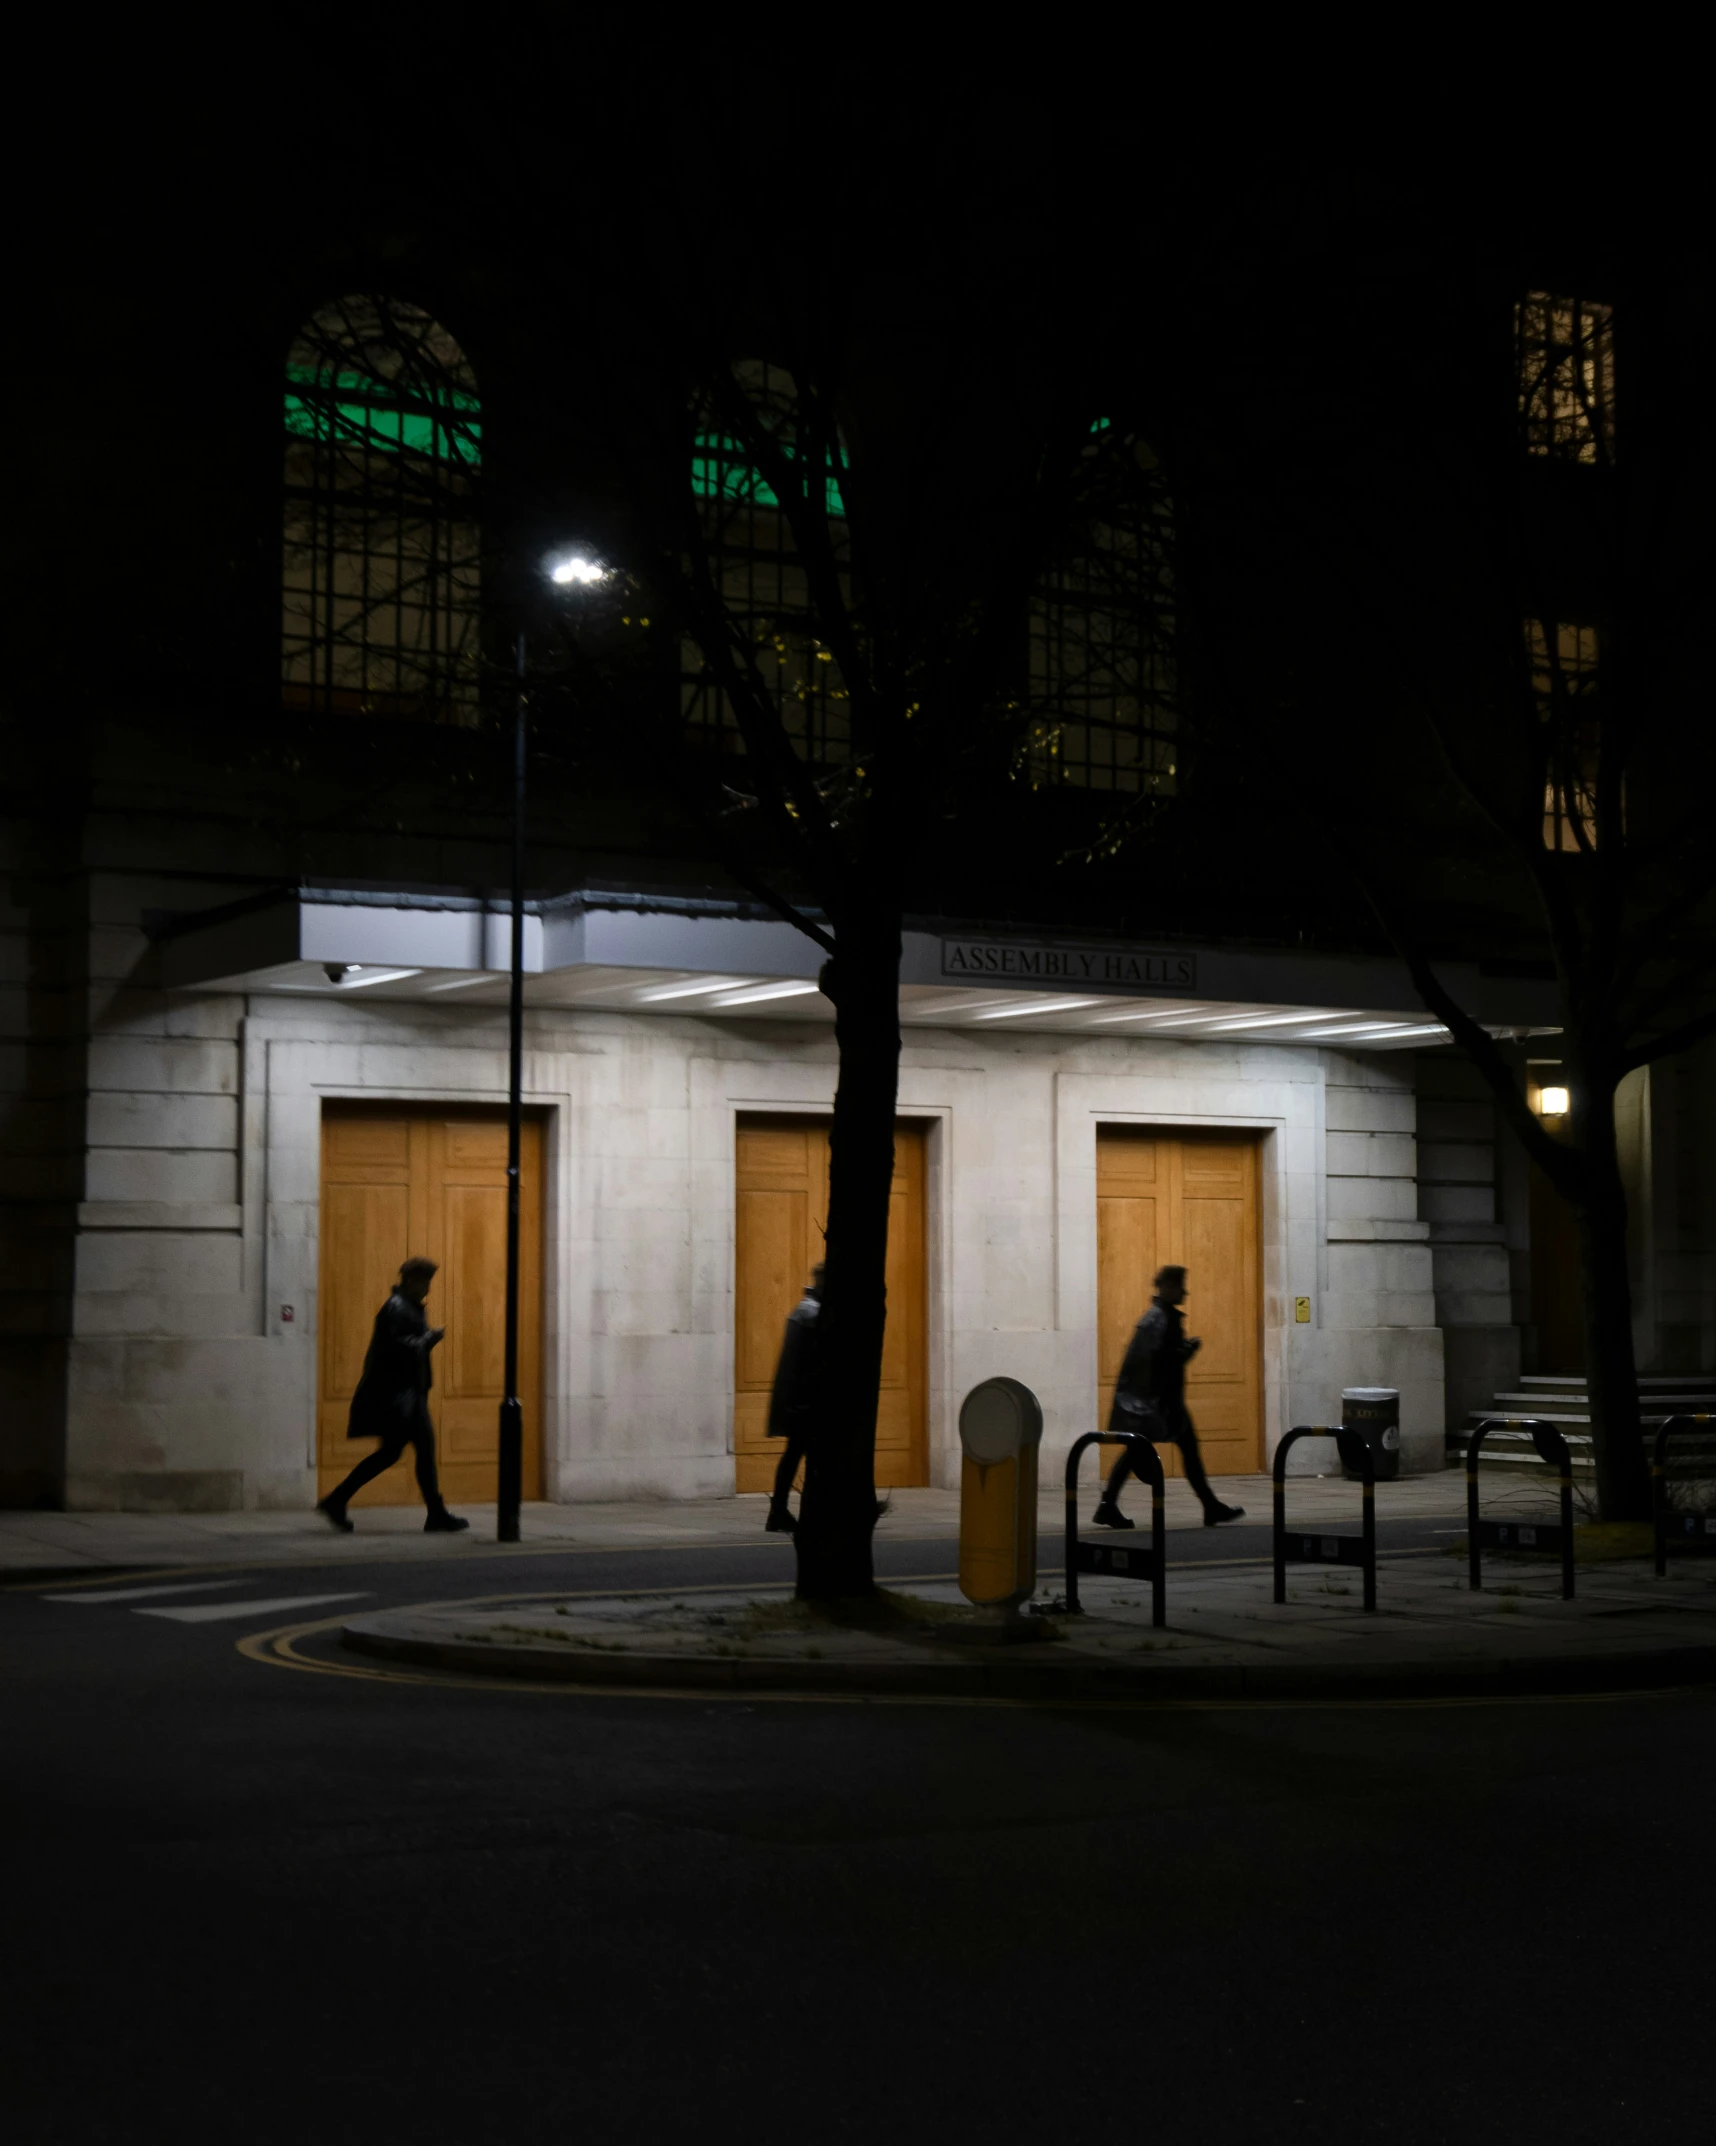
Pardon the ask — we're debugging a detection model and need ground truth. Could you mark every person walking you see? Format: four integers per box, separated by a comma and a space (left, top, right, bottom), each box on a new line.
318, 1256, 470, 1534
764, 1261, 823, 1534
1093, 1263, 1245, 1530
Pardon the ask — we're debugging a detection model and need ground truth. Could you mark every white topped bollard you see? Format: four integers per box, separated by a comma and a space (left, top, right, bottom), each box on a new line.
957, 1378, 1044, 1628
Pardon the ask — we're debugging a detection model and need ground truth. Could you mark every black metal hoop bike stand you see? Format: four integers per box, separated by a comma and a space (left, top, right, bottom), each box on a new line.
1064, 1430, 1166, 1627
1273, 1426, 1377, 1612
1466, 1418, 1575, 1599
1653, 1413, 1716, 1576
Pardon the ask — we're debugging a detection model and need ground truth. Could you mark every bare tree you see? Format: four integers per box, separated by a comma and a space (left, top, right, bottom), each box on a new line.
547, 332, 1159, 1597
1232, 278, 1716, 1520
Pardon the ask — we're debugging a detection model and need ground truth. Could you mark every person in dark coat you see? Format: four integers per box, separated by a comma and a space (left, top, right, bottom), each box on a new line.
1093, 1263, 1244, 1530
764, 1262, 823, 1534
318, 1256, 469, 1534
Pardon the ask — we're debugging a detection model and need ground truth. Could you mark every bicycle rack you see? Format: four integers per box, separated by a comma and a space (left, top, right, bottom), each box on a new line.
1273, 1426, 1377, 1612
1653, 1414, 1716, 1576
1467, 1418, 1575, 1599
1063, 1430, 1165, 1626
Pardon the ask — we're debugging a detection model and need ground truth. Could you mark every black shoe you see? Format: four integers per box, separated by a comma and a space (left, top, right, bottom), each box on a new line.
424, 1508, 470, 1534
1203, 1502, 1246, 1527
874, 1496, 891, 1524
764, 1502, 796, 1535
317, 1498, 353, 1534
1092, 1501, 1135, 1530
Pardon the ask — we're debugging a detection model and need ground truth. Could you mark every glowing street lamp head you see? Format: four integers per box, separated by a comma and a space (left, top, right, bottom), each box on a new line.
548, 553, 606, 586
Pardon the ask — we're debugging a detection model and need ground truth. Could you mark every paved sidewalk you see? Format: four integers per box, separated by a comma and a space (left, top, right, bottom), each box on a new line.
0, 1471, 1471, 1578
340, 1544, 1716, 1701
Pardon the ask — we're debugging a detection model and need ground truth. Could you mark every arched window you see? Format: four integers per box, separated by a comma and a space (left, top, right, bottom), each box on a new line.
282, 296, 481, 723
1028, 425, 1177, 794
682, 359, 852, 763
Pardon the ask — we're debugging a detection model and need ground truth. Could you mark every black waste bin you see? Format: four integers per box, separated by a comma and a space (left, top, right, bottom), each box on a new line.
1340, 1387, 1401, 1482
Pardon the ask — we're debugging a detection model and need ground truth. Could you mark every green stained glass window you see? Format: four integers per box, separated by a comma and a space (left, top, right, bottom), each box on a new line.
684, 362, 853, 763
284, 366, 481, 465
281, 296, 482, 724
690, 433, 845, 518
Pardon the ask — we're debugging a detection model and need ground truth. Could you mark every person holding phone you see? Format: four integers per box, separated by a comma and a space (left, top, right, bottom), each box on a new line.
318, 1256, 469, 1534
1093, 1263, 1244, 1530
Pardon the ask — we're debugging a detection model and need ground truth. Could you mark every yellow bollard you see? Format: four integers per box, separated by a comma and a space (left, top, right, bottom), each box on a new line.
957, 1377, 1044, 1609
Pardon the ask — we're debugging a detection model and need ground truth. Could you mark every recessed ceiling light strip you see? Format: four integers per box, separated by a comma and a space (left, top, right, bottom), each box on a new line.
635, 976, 756, 1002
972, 996, 1104, 1021
708, 980, 822, 1007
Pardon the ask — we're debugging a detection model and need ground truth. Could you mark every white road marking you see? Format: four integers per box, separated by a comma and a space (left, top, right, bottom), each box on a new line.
136, 1592, 371, 1624
43, 1580, 251, 1604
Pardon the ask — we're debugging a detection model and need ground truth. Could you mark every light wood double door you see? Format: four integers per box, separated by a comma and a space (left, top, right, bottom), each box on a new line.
1097, 1128, 1262, 1479
733, 1115, 928, 1492
319, 1106, 543, 1507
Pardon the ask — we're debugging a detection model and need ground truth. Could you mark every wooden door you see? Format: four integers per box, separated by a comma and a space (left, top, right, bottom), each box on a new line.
319, 1106, 544, 1507
1096, 1129, 1262, 1480
733, 1115, 928, 1492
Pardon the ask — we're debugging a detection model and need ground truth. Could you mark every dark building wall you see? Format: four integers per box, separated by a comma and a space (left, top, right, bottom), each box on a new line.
1415, 1052, 1520, 1430
0, 803, 89, 1505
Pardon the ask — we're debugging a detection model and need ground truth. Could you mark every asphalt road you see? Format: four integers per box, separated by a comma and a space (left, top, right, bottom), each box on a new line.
5, 1532, 1713, 2145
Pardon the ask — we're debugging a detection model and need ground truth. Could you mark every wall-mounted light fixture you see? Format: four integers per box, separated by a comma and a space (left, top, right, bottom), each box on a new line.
1537, 1086, 1570, 1117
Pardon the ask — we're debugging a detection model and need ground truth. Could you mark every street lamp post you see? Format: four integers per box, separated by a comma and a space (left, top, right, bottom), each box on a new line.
497, 556, 607, 1544
497, 629, 527, 1543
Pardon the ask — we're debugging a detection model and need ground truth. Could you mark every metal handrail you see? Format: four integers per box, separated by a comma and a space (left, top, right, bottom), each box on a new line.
1466, 1418, 1574, 1599
1652, 1413, 1716, 1576
1063, 1429, 1165, 1626
1272, 1425, 1376, 1612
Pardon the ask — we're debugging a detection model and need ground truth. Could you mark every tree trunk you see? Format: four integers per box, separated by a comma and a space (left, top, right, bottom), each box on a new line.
794, 906, 903, 1601
1574, 1090, 1651, 1521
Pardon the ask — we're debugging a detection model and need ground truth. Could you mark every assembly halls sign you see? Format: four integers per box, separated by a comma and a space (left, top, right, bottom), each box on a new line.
940, 938, 1196, 990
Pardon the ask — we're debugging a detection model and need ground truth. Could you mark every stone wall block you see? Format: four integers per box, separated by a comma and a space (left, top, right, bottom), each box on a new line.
86, 1091, 239, 1149
597, 1155, 696, 1210
1418, 1183, 1495, 1225
1326, 1130, 1417, 1178
1327, 1242, 1433, 1294
1430, 1242, 1514, 1296
1326, 1175, 1418, 1222
1418, 1097, 1495, 1141
1436, 1288, 1519, 1327
1417, 1142, 1496, 1184
89, 1035, 238, 1096
73, 1291, 258, 1339
75, 1231, 242, 1296
1325, 1087, 1416, 1134
84, 1147, 239, 1205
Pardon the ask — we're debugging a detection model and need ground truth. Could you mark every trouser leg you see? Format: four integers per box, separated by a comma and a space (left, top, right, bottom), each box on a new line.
408, 1414, 443, 1509
1168, 1412, 1221, 1518
772, 1435, 806, 1507
326, 1435, 408, 1509
1101, 1443, 1139, 1506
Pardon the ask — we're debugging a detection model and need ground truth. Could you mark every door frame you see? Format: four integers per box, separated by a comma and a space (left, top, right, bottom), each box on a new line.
691, 1070, 954, 1488
1094, 1123, 1267, 1476
730, 1111, 931, 1491
1053, 1073, 1311, 1471
242, 1021, 573, 1501
316, 1099, 549, 1503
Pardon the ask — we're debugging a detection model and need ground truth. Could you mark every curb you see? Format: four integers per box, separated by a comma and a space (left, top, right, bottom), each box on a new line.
2, 1565, 150, 1589
339, 1618, 1716, 1703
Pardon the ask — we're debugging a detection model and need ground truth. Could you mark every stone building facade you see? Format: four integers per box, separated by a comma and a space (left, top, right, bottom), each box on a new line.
38, 870, 1559, 1513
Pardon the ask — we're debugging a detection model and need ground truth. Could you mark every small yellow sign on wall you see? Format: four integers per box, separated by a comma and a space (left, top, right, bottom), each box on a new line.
1294, 1296, 1311, 1323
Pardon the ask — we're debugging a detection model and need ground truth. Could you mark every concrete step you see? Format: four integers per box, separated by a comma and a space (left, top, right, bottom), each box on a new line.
1448, 1410, 1716, 1474
1516, 1374, 1716, 1391
1488, 1390, 1716, 1415
1447, 1424, 1596, 1474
